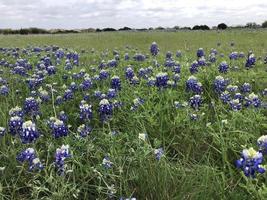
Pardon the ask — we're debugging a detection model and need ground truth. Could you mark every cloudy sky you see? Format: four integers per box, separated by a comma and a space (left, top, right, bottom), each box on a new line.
0, 0, 266, 29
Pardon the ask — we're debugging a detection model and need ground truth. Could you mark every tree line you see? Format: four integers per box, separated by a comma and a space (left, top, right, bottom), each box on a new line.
1, 21, 267, 34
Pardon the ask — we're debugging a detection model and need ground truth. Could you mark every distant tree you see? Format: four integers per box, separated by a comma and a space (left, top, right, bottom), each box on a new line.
262, 20, 267, 28
19, 28, 29, 35
217, 23, 227, 30
102, 28, 117, 32
118, 27, 132, 31
180, 26, 191, 30
96, 28, 102, 32
192, 25, 210, 30
155, 26, 165, 30
245, 22, 259, 28
173, 26, 180, 30
148, 27, 154, 30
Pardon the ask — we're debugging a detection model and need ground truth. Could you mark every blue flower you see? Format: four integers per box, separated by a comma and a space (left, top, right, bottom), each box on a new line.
209, 53, 216, 63
59, 111, 68, 122
189, 61, 199, 74
133, 53, 146, 61
55, 145, 71, 175
186, 76, 202, 94
240, 83, 251, 93
63, 89, 73, 101
125, 67, 135, 80
0, 85, 9, 96
154, 148, 164, 160
9, 116, 23, 135
218, 61, 229, 73
130, 98, 144, 111
189, 95, 202, 110
20, 120, 39, 144
0, 127, 6, 136
166, 51, 172, 59
17, 148, 43, 171
9, 106, 24, 117
236, 147, 265, 177
99, 99, 113, 122
111, 76, 121, 91
77, 124, 92, 137
48, 117, 68, 138
229, 52, 238, 60
213, 76, 228, 94
24, 97, 39, 116
229, 99, 242, 111
245, 53, 256, 68
150, 42, 160, 56
220, 91, 231, 103
107, 88, 117, 99
99, 69, 109, 80
258, 135, 267, 154
197, 48, 205, 58
176, 50, 182, 58
155, 72, 169, 88
198, 57, 206, 66
244, 93, 261, 108
102, 156, 112, 169
79, 101, 93, 121
80, 77, 92, 91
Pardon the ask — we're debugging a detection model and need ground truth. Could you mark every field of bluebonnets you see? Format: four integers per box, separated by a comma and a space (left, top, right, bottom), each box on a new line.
0, 31, 267, 199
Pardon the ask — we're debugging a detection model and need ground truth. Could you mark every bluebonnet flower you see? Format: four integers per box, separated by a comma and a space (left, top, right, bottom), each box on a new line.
124, 53, 130, 60
9, 106, 24, 117
190, 113, 198, 121
69, 82, 78, 92
257, 135, 267, 154
0, 127, 6, 136
213, 76, 228, 94
226, 85, 239, 93
94, 90, 102, 99
99, 99, 113, 121
99, 69, 109, 80
244, 93, 261, 108
154, 148, 164, 160
218, 61, 229, 73
239, 52, 245, 58
173, 74, 180, 83
189, 61, 199, 74
17, 148, 43, 171
165, 59, 175, 68
229, 52, 238, 60
9, 116, 23, 135
59, 111, 68, 122
38, 88, 50, 102
176, 50, 182, 58
77, 124, 92, 137
150, 42, 160, 56
48, 117, 68, 138
263, 88, 267, 96
229, 99, 242, 111
155, 72, 169, 88
107, 88, 117, 99
220, 91, 231, 103
111, 76, 121, 91
80, 77, 92, 91
172, 63, 181, 74
209, 53, 216, 63
55, 96, 63, 105
63, 89, 73, 101
0, 85, 9, 96
234, 93, 243, 101
125, 67, 135, 80
245, 54, 256, 68
147, 77, 156, 87
236, 147, 265, 177
24, 97, 39, 116
102, 156, 112, 169
47, 65, 56, 75
130, 76, 140, 85
189, 95, 202, 110
55, 144, 71, 175
240, 83, 251, 93
130, 98, 144, 111
197, 48, 205, 58
198, 57, 206, 66
133, 53, 145, 61
20, 120, 39, 144
186, 76, 203, 94
166, 51, 172, 59
79, 101, 93, 121
93, 74, 100, 81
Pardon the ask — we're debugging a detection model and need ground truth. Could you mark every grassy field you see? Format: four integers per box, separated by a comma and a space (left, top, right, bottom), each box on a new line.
0, 30, 267, 200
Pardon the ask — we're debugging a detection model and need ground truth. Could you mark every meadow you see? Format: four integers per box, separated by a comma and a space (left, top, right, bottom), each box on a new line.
0, 30, 267, 200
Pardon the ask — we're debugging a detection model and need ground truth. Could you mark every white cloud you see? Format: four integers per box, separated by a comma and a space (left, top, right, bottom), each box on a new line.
0, 0, 266, 28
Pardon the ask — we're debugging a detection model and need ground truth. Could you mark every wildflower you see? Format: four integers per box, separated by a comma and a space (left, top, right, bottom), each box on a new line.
0, 127, 6, 136
102, 156, 112, 169
189, 61, 199, 74
99, 99, 113, 121
176, 50, 182, 58
186, 76, 202, 94
111, 76, 121, 91
257, 135, 267, 154
229, 99, 242, 111
0, 85, 9, 96
229, 52, 238, 60
55, 145, 71, 175
245, 54, 256, 68
189, 95, 202, 110
213, 76, 228, 94
63, 89, 73, 101
59, 111, 68, 122
17, 148, 43, 171
244, 93, 261, 108
138, 133, 147, 141
236, 147, 265, 177
80, 77, 92, 91
240, 83, 251, 93
24, 97, 39, 115
218, 61, 228, 73
130, 98, 144, 111
150, 42, 159, 56
125, 67, 135, 80
77, 124, 92, 137
9, 106, 24, 117
107, 88, 117, 99
99, 69, 109, 80
48, 117, 68, 138
79, 101, 93, 121
20, 120, 39, 144
154, 148, 164, 160
198, 57, 206, 66
197, 48, 205, 58
9, 116, 23, 135
166, 51, 172, 59
155, 72, 169, 88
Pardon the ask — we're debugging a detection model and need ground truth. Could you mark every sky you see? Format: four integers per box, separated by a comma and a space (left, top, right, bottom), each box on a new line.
0, 0, 266, 29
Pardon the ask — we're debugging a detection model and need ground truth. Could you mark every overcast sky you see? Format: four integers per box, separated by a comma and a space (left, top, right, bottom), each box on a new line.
0, 0, 266, 29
